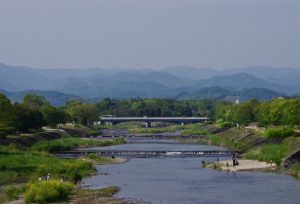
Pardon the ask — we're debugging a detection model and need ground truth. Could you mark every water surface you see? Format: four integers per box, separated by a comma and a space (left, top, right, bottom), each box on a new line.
82, 139, 300, 204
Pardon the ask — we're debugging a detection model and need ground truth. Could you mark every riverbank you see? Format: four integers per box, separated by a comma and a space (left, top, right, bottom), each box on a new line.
192, 124, 300, 177
0, 126, 128, 203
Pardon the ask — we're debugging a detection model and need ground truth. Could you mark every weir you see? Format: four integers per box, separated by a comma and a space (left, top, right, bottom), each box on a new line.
55, 150, 237, 158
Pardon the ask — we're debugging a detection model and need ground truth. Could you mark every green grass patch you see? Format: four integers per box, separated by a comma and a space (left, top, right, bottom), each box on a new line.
30, 137, 125, 153
128, 125, 180, 134
180, 123, 208, 136
2, 185, 26, 202
245, 144, 290, 165
0, 148, 95, 185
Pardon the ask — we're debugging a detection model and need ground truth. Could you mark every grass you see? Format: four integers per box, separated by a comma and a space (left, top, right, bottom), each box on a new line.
289, 163, 300, 178
30, 137, 125, 153
180, 123, 209, 136
0, 149, 95, 185
73, 186, 123, 204
128, 125, 181, 134
245, 144, 290, 165
0, 137, 126, 185
1, 185, 26, 202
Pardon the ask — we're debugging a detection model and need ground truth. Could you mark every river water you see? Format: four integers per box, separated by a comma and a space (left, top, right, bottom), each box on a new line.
82, 138, 300, 204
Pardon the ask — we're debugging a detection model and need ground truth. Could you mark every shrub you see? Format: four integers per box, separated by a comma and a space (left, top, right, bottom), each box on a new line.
218, 121, 233, 128
25, 180, 74, 203
264, 127, 294, 139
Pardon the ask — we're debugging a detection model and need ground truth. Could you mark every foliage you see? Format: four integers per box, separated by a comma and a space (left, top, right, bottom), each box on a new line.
65, 100, 99, 125
41, 105, 67, 127
255, 98, 300, 126
23, 94, 49, 109
245, 144, 289, 165
264, 127, 294, 139
217, 121, 233, 128
0, 94, 15, 139
30, 137, 125, 153
96, 98, 220, 117
25, 180, 74, 203
13, 103, 44, 132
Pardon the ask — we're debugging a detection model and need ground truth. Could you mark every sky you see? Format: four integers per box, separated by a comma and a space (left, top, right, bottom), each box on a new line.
0, 0, 299, 69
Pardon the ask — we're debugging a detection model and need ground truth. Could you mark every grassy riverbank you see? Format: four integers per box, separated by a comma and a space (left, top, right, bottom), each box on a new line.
30, 137, 125, 153
0, 126, 127, 203
190, 124, 300, 176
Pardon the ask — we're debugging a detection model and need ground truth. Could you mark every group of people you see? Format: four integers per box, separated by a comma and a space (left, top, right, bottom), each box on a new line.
38, 173, 64, 182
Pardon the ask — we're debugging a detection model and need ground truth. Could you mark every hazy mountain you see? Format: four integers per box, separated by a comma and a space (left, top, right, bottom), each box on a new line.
0, 63, 298, 102
164, 66, 300, 93
195, 73, 287, 92
175, 87, 284, 102
0, 63, 52, 91
162, 66, 218, 80
174, 87, 233, 100
0, 89, 81, 106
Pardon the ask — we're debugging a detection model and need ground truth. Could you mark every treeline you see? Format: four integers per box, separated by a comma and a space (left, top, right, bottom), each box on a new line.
0, 94, 100, 139
97, 98, 220, 117
215, 98, 300, 126
1, 93, 299, 140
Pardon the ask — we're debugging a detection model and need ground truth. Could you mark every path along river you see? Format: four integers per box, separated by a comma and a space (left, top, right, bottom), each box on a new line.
82, 138, 300, 204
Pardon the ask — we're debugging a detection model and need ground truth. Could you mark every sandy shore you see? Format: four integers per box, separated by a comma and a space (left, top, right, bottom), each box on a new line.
110, 157, 128, 164
209, 159, 276, 172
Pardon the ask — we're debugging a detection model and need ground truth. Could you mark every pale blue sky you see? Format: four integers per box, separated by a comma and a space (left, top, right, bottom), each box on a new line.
0, 0, 299, 69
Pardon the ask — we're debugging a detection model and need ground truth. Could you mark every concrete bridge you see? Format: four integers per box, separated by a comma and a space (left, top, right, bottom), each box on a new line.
55, 150, 236, 158
99, 116, 209, 127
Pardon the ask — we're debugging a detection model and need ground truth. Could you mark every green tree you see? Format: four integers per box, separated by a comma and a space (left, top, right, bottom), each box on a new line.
23, 94, 49, 109
0, 94, 15, 140
41, 105, 67, 127
13, 104, 44, 132
66, 102, 99, 126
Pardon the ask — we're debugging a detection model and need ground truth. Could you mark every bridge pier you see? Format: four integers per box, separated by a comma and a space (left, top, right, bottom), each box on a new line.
181, 122, 185, 126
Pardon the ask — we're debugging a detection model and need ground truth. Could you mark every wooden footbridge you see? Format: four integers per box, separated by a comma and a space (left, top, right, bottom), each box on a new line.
55, 150, 237, 158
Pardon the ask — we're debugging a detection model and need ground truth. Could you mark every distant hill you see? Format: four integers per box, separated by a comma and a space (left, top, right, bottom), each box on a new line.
195, 73, 287, 92
0, 63, 298, 101
0, 89, 81, 106
175, 87, 285, 102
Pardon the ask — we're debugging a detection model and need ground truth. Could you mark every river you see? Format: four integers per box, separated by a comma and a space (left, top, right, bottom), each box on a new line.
82, 138, 300, 204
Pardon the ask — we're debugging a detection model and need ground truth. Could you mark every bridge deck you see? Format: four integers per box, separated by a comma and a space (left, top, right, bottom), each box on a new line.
99, 117, 209, 122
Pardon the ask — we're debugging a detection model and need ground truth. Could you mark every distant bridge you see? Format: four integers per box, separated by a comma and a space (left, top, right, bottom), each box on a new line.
55, 150, 236, 158
99, 116, 209, 127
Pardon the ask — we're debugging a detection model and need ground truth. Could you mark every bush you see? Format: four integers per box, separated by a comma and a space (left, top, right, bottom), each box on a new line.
25, 180, 74, 203
264, 127, 294, 139
218, 121, 233, 128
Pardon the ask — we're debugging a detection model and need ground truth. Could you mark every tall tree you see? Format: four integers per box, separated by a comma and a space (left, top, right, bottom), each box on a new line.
23, 94, 49, 109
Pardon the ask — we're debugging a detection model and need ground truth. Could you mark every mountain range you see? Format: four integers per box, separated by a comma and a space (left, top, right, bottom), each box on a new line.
0, 63, 299, 105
